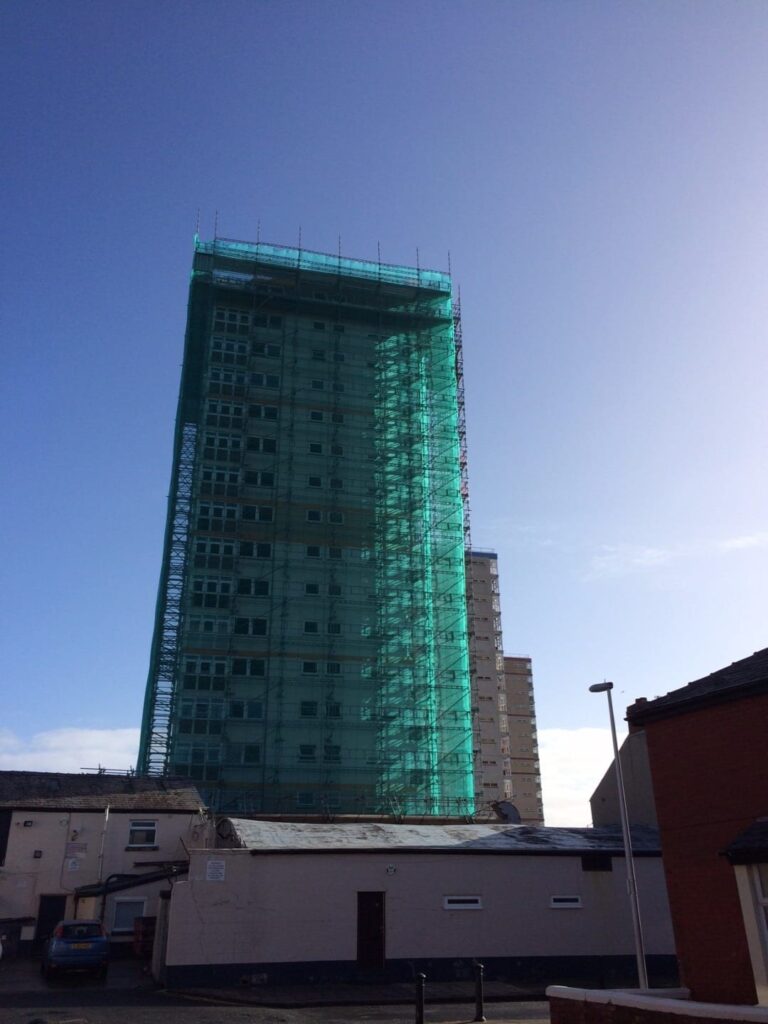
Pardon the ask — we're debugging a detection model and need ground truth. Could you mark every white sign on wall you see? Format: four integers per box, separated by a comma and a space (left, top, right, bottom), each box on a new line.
205, 859, 226, 881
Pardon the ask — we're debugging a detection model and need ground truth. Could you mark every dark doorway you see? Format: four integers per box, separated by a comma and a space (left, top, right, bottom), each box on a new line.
357, 891, 385, 967
34, 894, 67, 953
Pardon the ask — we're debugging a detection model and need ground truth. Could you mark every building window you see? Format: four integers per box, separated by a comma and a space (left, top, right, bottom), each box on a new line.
328, 511, 344, 524
244, 471, 275, 487
327, 662, 341, 675
239, 541, 272, 558
249, 403, 279, 420
306, 510, 322, 523
309, 410, 324, 422
327, 623, 341, 635
312, 349, 325, 361
309, 442, 323, 455
305, 582, 320, 595
246, 436, 277, 454
243, 744, 261, 764
330, 444, 344, 456
550, 896, 582, 909
331, 412, 344, 424
128, 821, 156, 848
250, 372, 280, 388
324, 745, 341, 763
311, 380, 324, 391
303, 661, 318, 674
443, 896, 482, 911
299, 744, 317, 761
308, 476, 322, 488
300, 701, 318, 717
229, 700, 263, 719
251, 341, 281, 358
306, 546, 321, 558
233, 617, 268, 636
242, 505, 274, 522
328, 584, 342, 596
329, 547, 342, 559
313, 322, 326, 331
326, 701, 342, 718
236, 578, 270, 596
113, 899, 146, 933
304, 621, 319, 633
231, 658, 265, 676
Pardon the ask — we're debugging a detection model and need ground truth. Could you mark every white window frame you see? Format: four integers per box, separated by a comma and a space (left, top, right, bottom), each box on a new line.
128, 820, 157, 848
112, 897, 146, 934
443, 895, 483, 911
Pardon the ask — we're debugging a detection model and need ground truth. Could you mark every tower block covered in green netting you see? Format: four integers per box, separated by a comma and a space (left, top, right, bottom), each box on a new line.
138, 238, 474, 815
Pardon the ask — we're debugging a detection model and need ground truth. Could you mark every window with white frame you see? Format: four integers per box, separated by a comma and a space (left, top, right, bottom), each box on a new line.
128, 821, 156, 848
113, 898, 146, 933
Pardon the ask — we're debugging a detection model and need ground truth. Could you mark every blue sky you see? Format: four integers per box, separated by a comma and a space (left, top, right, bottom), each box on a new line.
2, 1, 767, 822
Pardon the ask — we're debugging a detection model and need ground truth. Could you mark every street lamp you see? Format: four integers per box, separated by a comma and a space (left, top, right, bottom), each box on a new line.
589, 680, 649, 989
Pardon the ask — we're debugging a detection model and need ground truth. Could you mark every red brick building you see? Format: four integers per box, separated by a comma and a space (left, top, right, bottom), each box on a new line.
627, 647, 768, 1005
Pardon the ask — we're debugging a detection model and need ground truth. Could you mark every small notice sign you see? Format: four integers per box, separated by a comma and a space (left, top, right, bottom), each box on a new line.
66, 858, 80, 872
205, 859, 226, 881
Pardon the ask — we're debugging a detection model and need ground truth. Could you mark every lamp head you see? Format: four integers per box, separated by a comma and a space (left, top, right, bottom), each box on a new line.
589, 681, 614, 693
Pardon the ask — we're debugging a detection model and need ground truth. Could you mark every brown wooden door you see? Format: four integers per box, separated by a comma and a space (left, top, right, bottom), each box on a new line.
357, 891, 385, 967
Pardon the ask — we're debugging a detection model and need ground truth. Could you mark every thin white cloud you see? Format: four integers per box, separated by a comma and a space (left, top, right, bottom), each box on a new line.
538, 726, 625, 827
586, 529, 768, 580
0, 728, 139, 773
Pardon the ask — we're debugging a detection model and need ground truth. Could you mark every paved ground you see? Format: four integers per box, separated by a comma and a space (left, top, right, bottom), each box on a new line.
0, 959, 551, 1024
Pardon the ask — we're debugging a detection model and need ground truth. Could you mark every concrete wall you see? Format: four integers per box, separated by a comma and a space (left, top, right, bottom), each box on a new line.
590, 731, 658, 828
165, 848, 675, 983
0, 808, 210, 944
642, 693, 768, 1004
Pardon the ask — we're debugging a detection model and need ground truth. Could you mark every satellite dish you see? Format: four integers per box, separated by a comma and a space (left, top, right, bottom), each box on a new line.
491, 800, 522, 824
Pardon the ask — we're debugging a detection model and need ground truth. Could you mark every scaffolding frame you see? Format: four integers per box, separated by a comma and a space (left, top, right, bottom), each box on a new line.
139, 238, 475, 815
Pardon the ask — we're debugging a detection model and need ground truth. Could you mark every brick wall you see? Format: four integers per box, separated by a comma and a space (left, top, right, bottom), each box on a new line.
642, 693, 768, 1004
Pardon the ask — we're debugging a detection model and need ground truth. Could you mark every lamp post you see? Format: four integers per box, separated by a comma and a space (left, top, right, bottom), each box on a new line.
589, 681, 649, 989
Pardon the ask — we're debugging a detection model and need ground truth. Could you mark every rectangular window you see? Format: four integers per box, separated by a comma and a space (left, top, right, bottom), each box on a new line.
304, 621, 319, 633
236, 579, 270, 597
330, 445, 344, 457
309, 410, 324, 422
243, 744, 260, 764
328, 511, 344, 524
242, 505, 274, 522
233, 617, 268, 636
312, 349, 325, 361
326, 702, 342, 718
327, 623, 341, 635
244, 471, 275, 487
305, 582, 320, 595
246, 436, 278, 454
308, 476, 322, 487
309, 442, 323, 454
303, 661, 318, 674
550, 896, 582, 909
113, 899, 146, 933
306, 509, 322, 523
231, 659, 265, 676
327, 662, 341, 675
328, 584, 342, 596
306, 545, 321, 558
299, 744, 317, 761
250, 372, 280, 388
324, 745, 341, 763
239, 542, 272, 558
331, 412, 344, 424
311, 380, 324, 391
329, 547, 342, 559
128, 821, 156, 848
249, 404, 279, 420
313, 322, 325, 331
300, 701, 318, 717
443, 896, 482, 911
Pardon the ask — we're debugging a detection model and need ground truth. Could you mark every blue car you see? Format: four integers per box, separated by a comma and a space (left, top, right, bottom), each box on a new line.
41, 920, 109, 980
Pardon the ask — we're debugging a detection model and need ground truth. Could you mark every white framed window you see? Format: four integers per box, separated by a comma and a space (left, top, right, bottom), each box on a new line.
443, 895, 482, 911
113, 898, 146, 934
128, 821, 156, 848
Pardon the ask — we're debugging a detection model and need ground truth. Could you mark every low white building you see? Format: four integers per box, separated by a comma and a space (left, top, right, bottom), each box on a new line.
162, 818, 677, 989
0, 771, 210, 954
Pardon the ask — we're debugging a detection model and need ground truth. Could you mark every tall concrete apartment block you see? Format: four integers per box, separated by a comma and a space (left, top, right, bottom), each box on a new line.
466, 551, 543, 823
504, 656, 543, 823
139, 237, 474, 816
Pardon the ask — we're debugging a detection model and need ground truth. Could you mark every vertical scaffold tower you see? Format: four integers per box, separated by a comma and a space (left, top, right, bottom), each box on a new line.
138, 237, 475, 815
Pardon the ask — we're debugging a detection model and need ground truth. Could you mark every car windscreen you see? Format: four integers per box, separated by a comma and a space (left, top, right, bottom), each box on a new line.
61, 924, 102, 939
